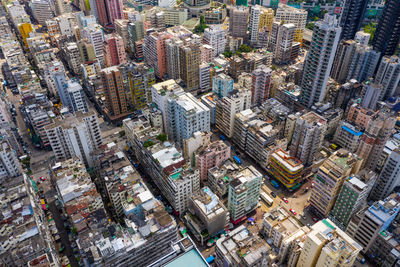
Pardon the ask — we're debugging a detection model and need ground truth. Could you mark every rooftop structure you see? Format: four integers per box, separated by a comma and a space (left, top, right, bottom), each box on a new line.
215, 225, 270, 267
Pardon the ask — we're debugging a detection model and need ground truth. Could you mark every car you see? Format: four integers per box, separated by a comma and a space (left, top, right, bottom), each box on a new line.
270, 192, 276, 198
289, 209, 297, 215
312, 216, 319, 222
311, 182, 315, 188
39, 176, 46, 181
281, 197, 288, 203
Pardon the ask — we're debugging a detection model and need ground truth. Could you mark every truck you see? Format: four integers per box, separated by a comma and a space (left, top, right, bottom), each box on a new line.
260, 191, 274, 206
233, 156, 242, 165
270, 180, 280, 189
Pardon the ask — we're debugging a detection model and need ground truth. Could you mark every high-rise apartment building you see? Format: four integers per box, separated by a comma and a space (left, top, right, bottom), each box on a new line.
339, 0, 368, 40
269, 22, 299, 64
330, 170, 377, 229
251, 65, 272, 106
361, 82, 381, 110
119, 62, 155, 110
331, 40, 358, 84
103, 34, 127, 67
346, 44, 380, 83
64, 42, 82, 75
258, 7, 274, 30
371, 0, 400, 56
44, 110, 103, 167
356, 110, 396, 170
151, 80, 184, 133
275, 4, 307, 43
297, 219, 362, 267
196, 141, 230, 182
215, 89, 251, 138
167, 92, 210, 145
374, 55, 400, 100
30, 0, 54, 25
310, 149, 361, 217
229, 6, 249, 39
212, 73, 233, 98
100, 66, 128, 118
300, 15, 341, 108
114, 19, 129, 48
63, 80, 88, 114
82, 25, 105, 65
347, 193, 400, 253
179, 43, 200, 92
165, 37, 183, 80
370, 149, 400, 201
203, 25, 226, 57
0, 140, 21, 182
289, 112, 327, 166
144, 30, 172, 79
227, 166, 262, 223
127, 21, 144, 51
249, 5, 261, 46
77, 39, 96, 63
94, 0, 123, 26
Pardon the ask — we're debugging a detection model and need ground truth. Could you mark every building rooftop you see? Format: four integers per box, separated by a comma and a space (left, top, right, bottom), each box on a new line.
271, 148, 304, 173
192, 187, 226, 220
216, 225, 270, 266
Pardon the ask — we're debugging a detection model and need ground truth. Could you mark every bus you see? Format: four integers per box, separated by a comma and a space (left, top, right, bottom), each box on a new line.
260, 191, 274, 206
233, 156, 242, 165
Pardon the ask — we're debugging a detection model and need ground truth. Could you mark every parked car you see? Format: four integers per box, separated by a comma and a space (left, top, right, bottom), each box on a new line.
289, 209, 297, 215
270, 192, 276, 198
281, 197, 288, 203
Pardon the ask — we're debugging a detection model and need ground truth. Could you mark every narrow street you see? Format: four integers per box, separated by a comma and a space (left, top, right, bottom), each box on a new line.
48, 200, 79, 267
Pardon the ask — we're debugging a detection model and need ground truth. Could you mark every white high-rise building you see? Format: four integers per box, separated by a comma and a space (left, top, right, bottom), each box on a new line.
30, 0, 54, 25
82, 25, 105, 66
249, 5, 261, 46
167, 92, 210, 145
374, 55, 400, 100
269, 21, 297, 64
0, 140, 21, 182
158, 0, 176, 8
370, 149, 400, 201
66, 80, 88, 113
43, 60, 65, 97
300, 15, 341, 108
151, 80, 184, 133
203, 25, 226, 57
227, 165, 262, 222
44, 110, 103, 167
199, 62, 211, 92
215, 89, 251, 138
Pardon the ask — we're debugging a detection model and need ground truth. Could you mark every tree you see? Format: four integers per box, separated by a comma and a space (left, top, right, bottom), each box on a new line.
238, 44, 252, 53
364, 23, 377, 44
223, 50, 233, 58
156, 133, 167, 142
306, 22, 315, 31
119, 130, 126, 137
194, 15, 208, 33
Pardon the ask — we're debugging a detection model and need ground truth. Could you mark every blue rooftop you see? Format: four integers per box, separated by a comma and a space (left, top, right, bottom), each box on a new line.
164, 249, 209, 267
342, 125, 363, 137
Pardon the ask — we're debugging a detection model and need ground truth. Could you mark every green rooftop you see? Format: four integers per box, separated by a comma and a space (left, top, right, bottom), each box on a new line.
322, 219, 336, 230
